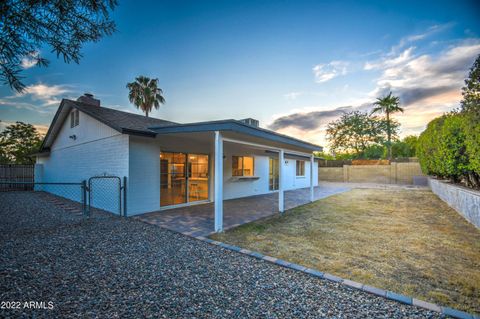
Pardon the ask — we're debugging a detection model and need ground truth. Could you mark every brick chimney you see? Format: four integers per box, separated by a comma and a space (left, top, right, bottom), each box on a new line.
77, 93, 100, 106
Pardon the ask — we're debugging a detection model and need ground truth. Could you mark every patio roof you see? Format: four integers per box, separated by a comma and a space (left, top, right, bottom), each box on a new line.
149, 120, 323, 152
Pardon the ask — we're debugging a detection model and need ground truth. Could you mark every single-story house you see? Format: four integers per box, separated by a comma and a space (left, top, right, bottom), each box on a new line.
36, 94, 322, 231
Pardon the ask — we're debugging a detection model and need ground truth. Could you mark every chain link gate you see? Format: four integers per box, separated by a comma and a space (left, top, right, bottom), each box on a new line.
87, 175, 127, 217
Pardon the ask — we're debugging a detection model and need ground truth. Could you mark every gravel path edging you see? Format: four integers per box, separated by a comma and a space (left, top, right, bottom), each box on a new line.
192, 235, 478, 319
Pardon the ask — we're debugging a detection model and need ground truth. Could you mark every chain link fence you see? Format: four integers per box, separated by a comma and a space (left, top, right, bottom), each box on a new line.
0, 175, 127, 217
88, 176, 126, 216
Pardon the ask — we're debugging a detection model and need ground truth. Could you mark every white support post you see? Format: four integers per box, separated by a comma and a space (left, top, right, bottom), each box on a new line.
279, 149, 284, 213
310, 154, 314, 202
214, 131, 223, 232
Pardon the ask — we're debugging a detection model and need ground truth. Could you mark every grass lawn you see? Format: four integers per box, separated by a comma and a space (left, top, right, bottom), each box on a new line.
211, 188, 480, 314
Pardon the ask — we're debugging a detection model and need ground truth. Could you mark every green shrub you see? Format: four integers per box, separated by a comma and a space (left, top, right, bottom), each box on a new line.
362, 144, 385, 159
464, 112, 480, 182
417, 112, 480, 188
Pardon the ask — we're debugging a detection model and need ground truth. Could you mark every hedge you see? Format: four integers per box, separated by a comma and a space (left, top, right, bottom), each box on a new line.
417, 111, 480, 188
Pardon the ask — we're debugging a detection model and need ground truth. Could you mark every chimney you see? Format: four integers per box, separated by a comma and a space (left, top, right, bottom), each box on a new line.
77, 93, 100, 106
239, 118, 259, 127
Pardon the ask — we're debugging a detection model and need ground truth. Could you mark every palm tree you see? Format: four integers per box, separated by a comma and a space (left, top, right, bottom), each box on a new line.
371, 91, 404, 159
126, 76, 165, 117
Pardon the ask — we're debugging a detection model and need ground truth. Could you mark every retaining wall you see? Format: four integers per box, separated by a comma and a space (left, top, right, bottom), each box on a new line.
428, 178, 480, 228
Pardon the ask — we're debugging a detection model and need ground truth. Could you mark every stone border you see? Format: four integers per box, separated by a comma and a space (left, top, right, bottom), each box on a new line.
194, 235, 478, 319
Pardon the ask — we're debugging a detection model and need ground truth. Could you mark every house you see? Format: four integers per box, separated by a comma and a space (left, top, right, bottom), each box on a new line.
36, 94, 322, 231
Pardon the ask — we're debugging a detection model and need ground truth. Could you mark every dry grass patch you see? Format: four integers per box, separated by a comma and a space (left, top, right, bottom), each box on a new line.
211, 188, 480, 314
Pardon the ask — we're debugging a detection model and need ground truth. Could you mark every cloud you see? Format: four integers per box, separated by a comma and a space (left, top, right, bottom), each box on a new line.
364, 46, 415, 70
284, 92, 303, 100
15, 83, 73, 106
390, 23, 454, 54
21, 51, 40, 69
270, 31, 479, 149
370, 40, 480, 106
269, 106, 353, 131
312, 61, 348, 83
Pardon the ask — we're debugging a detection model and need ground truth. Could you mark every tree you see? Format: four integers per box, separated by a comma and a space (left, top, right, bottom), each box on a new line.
363, 144, 385, 159
326, 111, 395, 156
126, 76, 166, 117
461, 54, 480, 115
371, 92, 404, 159
402, 135, 418, 157
0, 122, 43, 164
1, 0, 117, 92
390, 135, 418, 158
460, 55, 480, 187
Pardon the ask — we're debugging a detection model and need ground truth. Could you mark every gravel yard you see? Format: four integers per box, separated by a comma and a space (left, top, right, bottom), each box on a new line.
0, 192, 441, 318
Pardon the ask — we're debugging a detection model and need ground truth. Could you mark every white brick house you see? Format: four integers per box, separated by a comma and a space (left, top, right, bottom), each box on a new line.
36, 94, 322, 231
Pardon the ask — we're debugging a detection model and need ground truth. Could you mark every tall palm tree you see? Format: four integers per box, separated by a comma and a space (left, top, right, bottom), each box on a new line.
371, 91, 404, 159
126, 76, 165, 117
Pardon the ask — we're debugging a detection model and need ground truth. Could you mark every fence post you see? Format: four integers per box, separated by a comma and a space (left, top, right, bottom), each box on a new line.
123, 176, 127, 217
81, 180, 87, 217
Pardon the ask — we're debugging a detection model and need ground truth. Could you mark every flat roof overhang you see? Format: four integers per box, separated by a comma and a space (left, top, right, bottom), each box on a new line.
149, 120, 323, 153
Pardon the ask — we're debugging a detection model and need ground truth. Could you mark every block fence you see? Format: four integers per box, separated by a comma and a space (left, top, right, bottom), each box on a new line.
319, 162, 424, 185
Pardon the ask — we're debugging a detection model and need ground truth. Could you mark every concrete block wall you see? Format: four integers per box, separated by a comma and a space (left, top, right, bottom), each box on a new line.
318, 167, 344, 182
429, 178, 480, 228
319, 162, 424, 185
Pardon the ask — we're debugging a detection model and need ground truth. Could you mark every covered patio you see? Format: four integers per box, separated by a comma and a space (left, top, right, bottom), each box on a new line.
136, 183, 350, 237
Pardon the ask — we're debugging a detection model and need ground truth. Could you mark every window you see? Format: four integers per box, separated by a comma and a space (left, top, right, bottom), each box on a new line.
232, 156, 254, 176
70, 110, 79, 128
296, 160, 305, 177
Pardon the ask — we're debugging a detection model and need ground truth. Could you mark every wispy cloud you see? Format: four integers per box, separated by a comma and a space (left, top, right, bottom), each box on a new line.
284, 91, 303, 100
390, 23, 454, 54
312, 60, 349, 83
17, 83, 73, 106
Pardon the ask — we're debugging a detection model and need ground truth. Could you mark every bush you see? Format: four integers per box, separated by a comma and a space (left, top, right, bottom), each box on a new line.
417, 112, 480, 188
362, 144, 385, 159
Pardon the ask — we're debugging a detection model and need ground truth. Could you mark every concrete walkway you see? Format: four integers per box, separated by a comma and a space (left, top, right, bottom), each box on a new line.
136, 183, 350, 236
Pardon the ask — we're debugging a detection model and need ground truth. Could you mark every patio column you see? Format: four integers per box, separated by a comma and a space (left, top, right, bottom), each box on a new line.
214, 131, 223, 232
310, 153, 314, 202
279, 149, 284, 213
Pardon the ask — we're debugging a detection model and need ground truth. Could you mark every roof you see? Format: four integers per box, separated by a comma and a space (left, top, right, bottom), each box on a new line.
40, 99, 322, 153
71, 99, 177, 135
149, 120, 322, 151
40, 99, 178, 151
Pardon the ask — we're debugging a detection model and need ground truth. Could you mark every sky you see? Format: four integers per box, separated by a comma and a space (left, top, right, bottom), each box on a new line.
0, 0, 479, 150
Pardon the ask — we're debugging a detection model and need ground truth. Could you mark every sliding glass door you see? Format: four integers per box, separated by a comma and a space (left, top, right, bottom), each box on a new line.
269, 157, 279, 191
160, 152, 209, 207
160, 152, 187, 206
188, 154, 209, 203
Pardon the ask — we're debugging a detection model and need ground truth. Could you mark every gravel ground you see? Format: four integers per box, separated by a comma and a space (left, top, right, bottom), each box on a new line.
0, 192, 443, 318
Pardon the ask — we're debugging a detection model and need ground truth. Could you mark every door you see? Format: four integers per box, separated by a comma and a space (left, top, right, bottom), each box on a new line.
160, 152, 209, 207
160, 152, 187, 206
187, 154, 209, 202
269, 158, 279, 191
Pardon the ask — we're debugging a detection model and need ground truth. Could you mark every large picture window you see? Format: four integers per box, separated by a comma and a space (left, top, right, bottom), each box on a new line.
296, 160, 305, 177
232, 156, 254, 176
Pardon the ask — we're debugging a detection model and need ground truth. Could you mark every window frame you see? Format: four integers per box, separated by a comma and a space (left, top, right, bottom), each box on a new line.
232, 155, 255, 177
296, 160, 305, 177
70, 110, 80, 128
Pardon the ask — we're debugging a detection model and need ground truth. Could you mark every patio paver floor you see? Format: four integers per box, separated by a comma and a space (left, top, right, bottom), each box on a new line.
136, 183, 350, 236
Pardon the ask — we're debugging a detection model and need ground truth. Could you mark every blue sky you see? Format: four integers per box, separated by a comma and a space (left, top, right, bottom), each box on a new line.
1, 0, 479, 148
